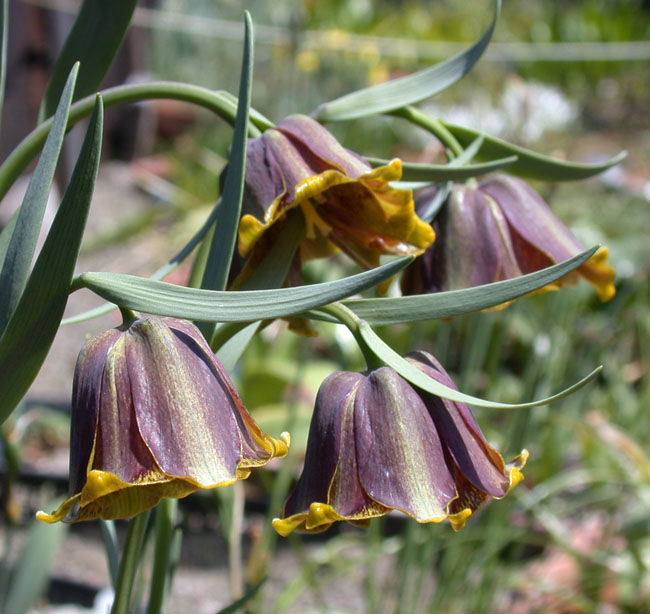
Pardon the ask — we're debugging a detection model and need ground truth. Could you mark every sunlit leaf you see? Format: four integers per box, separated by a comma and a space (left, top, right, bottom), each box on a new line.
367, 155, 517, 182
443, 122, 627, 181
313, 0, 500, 121
0, 97, 103, 424
338, 247, 598, 324
75, 256, 412, 324
359, 321, 601, 409
38, 0, 137, 121
0, 65, 78, 333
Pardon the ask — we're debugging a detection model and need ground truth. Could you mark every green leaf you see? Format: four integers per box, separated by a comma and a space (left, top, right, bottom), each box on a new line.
367, 155, 517, 182
442, 122, 627, 181
0, 96, 103, 424
359, 321, 601, 409
0, 208, 17, 271
0, 0, 8, 136
76, 256, 413, 324
340, 247, 598, 324
0, 64, 78, 334
3, 513, 68, 614
200, 12, 253, 293
38, 0, 137, 121
313, 0, 500, 121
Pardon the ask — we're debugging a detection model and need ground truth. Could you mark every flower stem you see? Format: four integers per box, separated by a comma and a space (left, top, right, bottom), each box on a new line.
146, 499, 177, 614
390, 106, 464, 158
319, 302, 383, 371
110, 511, 150, 614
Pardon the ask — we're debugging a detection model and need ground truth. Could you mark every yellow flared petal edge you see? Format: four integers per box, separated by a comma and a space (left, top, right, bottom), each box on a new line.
578, 246, 616, 302
37, 434, 291, 524
272, 500, 387, 537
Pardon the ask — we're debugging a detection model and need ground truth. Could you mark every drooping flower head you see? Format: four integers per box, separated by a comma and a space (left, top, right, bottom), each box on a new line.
237, 114, 434, 279
401, 175, 615, 301
38, 315, 289, 523
272, 351, 526, 536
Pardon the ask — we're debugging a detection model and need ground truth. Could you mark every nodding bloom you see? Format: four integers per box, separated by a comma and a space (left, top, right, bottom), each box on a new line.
237, 114, 434, 279
37, 316, 289, 523
401, 175, 615, 302
272, 351, 526, 536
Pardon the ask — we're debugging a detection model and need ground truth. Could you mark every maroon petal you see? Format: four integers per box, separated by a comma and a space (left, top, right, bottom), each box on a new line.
125, 318, 243, 486
480, 175, 584, 270
354, 367, 456, 521
93, 335, 157, 483
276, 115, 370, 179
406, 351, 510, 498
284, 371, 367, 517
68, 329, 122, 495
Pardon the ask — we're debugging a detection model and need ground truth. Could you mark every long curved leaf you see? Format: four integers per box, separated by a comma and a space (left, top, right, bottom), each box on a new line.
443, 122, 626, 181
75, 256, 413, 323
0, 65, 78, 333
360, 320, 601, 409
367, 155, 517, 182
38, 0, 137, 121
0, 97, 103, 424
313, 0, 500, 121
340, 247, 597, 324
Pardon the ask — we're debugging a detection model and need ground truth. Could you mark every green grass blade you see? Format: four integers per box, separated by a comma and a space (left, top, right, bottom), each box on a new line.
443, 121, 627, 180
0, 207, 17, 270
0, 64, 78, 334
3, 514, 68, 614
200, 12, 253, 294
38, 0, 136, 121
75, 256, 413, 324
366, 155, 517, 182
313, 0, 500, 121
0, 97, 103, 424
359, 321, 601, 409
341, 247, 598, 324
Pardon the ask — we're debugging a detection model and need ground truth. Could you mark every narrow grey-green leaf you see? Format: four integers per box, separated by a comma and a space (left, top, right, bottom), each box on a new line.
0, 97, 102, 424
38, 0, 137, 121
367, 155, 517, 182
200, 12, 253, 294
341, 247, 597, 324
313, 0, 500, 121
443, 122, 627, 181
0, 207, 18, 271
0, 0, 8, 136
76, 256, 412, 324
0, 64, 78, 334
4, 513, 68, 614
359, 321, 601, 409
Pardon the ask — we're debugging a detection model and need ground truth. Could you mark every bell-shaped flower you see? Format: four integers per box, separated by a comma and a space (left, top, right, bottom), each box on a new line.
401, 175, 615, 301
237, 114, 434, 277
37, 316, 289, 523
272, 351, 526, 536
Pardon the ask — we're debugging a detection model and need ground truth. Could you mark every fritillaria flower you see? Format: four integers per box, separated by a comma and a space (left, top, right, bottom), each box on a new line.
401, 175, 615, 301
237, 114, 434, 276
37, 316, 289, 523
272, 351, 526, 536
